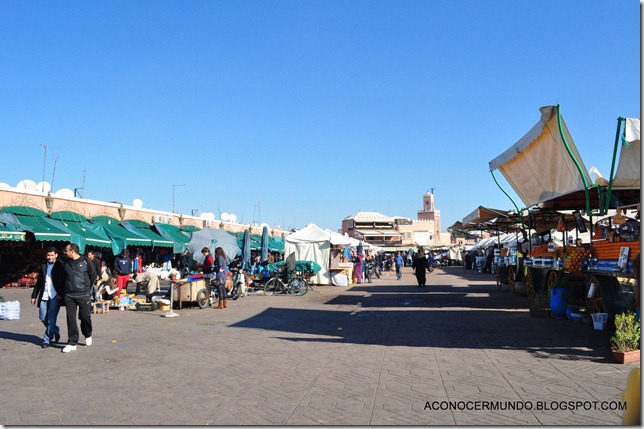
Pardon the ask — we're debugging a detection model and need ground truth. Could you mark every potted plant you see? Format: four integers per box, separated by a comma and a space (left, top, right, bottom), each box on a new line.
529, 293, 550, 318
611, 311, 641, 364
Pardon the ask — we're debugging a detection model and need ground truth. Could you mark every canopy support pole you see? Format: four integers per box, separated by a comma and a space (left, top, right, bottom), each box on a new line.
555, 105, 591, 215
490, 170, 525, 230
604, 117, 625, 213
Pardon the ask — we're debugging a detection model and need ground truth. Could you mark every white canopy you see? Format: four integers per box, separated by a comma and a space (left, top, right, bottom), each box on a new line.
489, 105, 592, 207
613, 117, 640, 189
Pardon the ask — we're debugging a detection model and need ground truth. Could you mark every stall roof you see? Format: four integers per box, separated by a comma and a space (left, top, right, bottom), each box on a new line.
489, 105, 592, 208
462, 206, 511, 226
612, 118, 640, 189
121, 220, 174, 248
154, 223, 190, 253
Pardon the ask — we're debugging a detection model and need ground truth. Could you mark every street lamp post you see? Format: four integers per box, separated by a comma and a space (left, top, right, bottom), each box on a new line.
172, 184, 185, 213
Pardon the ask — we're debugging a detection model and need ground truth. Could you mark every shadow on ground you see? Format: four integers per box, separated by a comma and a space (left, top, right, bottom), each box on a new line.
231, 267, 614, 362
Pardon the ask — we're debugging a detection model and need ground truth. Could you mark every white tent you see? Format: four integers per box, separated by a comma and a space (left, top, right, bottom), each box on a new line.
612, 117, 640, 189
284, 223, 342, 285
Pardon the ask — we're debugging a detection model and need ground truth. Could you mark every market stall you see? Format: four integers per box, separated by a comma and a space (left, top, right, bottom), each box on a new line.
489, 106, 640, 318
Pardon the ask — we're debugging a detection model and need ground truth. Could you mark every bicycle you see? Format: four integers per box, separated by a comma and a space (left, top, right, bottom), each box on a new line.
263, 270, 293, 295
290, 270, 312, 295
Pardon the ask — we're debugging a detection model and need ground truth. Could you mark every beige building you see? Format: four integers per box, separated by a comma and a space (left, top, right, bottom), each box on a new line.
0, 186, 287, 238
341, 191, 447, 250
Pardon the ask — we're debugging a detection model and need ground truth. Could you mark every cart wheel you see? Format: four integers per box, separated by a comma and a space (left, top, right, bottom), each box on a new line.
587, 276, 605, 313
525, 269, 534, 300
546, 270, 558, 298
507, 266, 515, 294
196, 288, 208, 309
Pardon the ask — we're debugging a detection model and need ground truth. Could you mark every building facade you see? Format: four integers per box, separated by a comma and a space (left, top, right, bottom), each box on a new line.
341, 191, 446, 250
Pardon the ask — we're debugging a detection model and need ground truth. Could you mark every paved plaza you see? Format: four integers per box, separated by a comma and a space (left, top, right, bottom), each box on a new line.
0, 266, 634, 425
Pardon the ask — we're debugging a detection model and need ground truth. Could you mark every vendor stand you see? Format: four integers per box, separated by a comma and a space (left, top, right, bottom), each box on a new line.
489, 106, 640, 317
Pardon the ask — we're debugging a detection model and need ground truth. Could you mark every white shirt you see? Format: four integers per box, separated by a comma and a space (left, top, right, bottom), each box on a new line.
42, 263, 57, 301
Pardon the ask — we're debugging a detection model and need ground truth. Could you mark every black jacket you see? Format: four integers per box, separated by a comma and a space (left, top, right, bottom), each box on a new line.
63, 256, 97, 296
31, 260, 66, 307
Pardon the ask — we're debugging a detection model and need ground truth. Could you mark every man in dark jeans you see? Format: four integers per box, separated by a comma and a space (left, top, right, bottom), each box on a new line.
30, 247, 66, 348
62, 243, 97, 353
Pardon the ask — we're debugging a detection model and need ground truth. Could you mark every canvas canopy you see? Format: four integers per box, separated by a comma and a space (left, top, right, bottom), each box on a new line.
462, 206, 511, 227
284, 223, 336, 285
187, 227, 240, 264
612, 117, 640, 189
489, 105, 592, 208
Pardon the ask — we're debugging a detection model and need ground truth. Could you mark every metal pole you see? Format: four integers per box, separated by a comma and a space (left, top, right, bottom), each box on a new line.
39, 144, 47, 192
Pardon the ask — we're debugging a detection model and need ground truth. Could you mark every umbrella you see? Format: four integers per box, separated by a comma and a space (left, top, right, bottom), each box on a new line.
187, 227, 240, 264
260, 225, 269, 263
241, 229, 251, 271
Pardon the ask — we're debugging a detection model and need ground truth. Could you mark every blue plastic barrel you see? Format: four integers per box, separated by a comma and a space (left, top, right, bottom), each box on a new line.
550, 288, 568, 319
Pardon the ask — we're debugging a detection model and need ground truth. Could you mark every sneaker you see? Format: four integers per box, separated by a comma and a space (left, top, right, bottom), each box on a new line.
41, 343, 50, 348
85, 337, 92, 347
62, 345, 77, 353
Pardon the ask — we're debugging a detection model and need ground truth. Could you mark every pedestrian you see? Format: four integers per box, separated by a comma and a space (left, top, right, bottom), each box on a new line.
132, 271, 161, 302
114, 249, 132, 299
412, 248, 431, 287
394, 252, 404, 280
62, 243, 97, 353
198, 247, 214, 279
86, 250, 101, 299
353, 251, 364, 284
30, 246, 65, 348
179, 249, 193, 275
213, 246, 229, 309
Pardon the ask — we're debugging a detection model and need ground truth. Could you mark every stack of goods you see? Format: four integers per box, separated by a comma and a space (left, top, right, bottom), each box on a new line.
563, 246, 589, 273
591, 240, 640, 260
530, 244, 561, 257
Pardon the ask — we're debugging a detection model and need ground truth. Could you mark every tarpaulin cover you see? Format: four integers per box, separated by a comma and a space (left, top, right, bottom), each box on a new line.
265, 260, 322, 275
489, 106, 592, 207
187, 227, 241, 264
612, 117, 640, 189
154, 223, 190, 253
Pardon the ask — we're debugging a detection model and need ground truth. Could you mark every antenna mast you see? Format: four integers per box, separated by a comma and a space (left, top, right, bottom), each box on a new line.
74, 168, 86, 198
51, 153, 59, 191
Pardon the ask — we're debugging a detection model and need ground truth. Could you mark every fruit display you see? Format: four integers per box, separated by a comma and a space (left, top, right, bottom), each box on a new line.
591, 240, 640, 260
530, 244, 562, 258
563, 246, 589, 273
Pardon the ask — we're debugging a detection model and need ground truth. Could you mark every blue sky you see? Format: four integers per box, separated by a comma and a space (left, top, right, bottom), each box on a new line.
0, 1, 639, 232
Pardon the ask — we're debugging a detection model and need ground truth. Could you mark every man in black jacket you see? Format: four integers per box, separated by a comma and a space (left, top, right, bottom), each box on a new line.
62, 243, 97, 353
30, 247, 66, 348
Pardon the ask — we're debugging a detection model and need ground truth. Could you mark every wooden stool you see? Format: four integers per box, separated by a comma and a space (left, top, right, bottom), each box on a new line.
92, 301, 110, 314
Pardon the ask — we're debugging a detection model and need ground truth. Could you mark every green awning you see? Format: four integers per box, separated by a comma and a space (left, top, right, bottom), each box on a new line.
87, 222, 152, 252
0, 206, 48, 217
51, 210, 88, 223
154, 223, 190, 253
181, 224, 201, 233
0, 224, 26, 242
121, 220, 174, 249
40, 218, 112, 253
12, 214, 71, 242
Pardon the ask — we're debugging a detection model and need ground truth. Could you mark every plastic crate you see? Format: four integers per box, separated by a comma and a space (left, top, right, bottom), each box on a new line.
136, 302, 158, 311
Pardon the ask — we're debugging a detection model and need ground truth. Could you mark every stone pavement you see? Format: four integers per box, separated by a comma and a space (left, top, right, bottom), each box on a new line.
0, 266, 634, 425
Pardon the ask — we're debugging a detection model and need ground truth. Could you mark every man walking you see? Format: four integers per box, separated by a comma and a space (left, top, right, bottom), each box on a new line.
114, 249, 132, 299
394, 252, 404, 280
30, 247, 65, 348
62, 243, 97, 353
